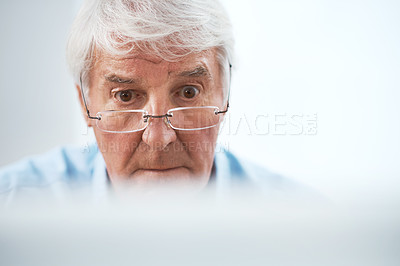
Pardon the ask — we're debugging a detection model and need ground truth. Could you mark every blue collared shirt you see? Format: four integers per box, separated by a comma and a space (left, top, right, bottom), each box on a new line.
0, 143, 311, 202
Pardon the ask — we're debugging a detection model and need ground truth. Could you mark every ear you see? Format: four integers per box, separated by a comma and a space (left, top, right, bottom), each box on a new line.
75, 84, 92, 127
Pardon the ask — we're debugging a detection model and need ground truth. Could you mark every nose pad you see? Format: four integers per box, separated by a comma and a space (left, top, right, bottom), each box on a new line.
144, 114, 173, 127
163, 116, 172, 128
146, 116, 171, 128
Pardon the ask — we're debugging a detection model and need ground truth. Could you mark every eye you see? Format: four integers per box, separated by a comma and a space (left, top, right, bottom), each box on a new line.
179, 86, 199, 99
116, 90, 135, 102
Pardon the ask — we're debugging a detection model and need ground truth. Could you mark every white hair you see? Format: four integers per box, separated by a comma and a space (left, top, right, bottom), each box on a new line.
66, 0, 234, 95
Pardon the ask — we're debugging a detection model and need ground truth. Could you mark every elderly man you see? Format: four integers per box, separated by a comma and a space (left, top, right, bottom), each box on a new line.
0, 0, 303, 200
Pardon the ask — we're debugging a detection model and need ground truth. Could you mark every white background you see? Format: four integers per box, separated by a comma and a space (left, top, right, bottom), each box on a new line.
0, 0, 399, 202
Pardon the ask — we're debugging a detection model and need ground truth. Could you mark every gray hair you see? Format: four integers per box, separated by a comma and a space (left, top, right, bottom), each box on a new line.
66, 0, 234, 95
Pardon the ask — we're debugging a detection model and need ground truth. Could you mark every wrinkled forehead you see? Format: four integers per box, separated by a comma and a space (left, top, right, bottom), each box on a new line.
90, 47, 221, 81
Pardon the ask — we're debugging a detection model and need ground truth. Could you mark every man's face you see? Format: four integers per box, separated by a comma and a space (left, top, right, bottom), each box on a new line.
81, 48, 226, 191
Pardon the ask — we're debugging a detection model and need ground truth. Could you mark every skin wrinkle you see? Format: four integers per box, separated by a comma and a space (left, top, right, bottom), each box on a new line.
105, 65, 210, 85
105, 74, 135, 84
80, 48, 225, 191
176, 66, 210, 78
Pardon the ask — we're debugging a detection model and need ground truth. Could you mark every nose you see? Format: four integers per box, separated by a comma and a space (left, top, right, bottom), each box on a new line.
142, 114, 177, 150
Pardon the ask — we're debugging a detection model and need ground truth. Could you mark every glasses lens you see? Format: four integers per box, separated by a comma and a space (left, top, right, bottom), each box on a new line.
96, 111, 147, 133
169, 107, 222, 130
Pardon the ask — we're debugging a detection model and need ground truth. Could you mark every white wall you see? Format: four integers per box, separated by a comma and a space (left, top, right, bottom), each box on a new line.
219, 0, 400, 202
1, 0, 399, 202
0, 0, 85, 166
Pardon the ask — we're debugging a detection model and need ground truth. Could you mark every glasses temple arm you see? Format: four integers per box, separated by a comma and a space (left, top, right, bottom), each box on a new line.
80, 76, 101, 120
217, 63, 232, 114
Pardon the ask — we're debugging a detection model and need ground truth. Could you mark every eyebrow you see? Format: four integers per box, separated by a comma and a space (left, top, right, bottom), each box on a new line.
104, 66, 210, 84
104, 74, 136, 84
177, 66, 210, 78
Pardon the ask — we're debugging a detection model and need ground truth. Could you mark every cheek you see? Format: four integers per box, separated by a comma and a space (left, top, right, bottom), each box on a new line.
177, 127, 219, 168
94, 129, 142, 170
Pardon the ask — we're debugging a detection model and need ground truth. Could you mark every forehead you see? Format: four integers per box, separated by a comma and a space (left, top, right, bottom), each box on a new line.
91, 48, 220, 80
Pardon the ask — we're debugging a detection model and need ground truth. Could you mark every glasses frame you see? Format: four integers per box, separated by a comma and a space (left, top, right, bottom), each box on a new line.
79, 63, 232, 133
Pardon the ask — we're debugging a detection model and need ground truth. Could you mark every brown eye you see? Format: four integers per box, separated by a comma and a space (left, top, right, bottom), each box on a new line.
117, 90, 134, 102
180, 86, 199, 99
